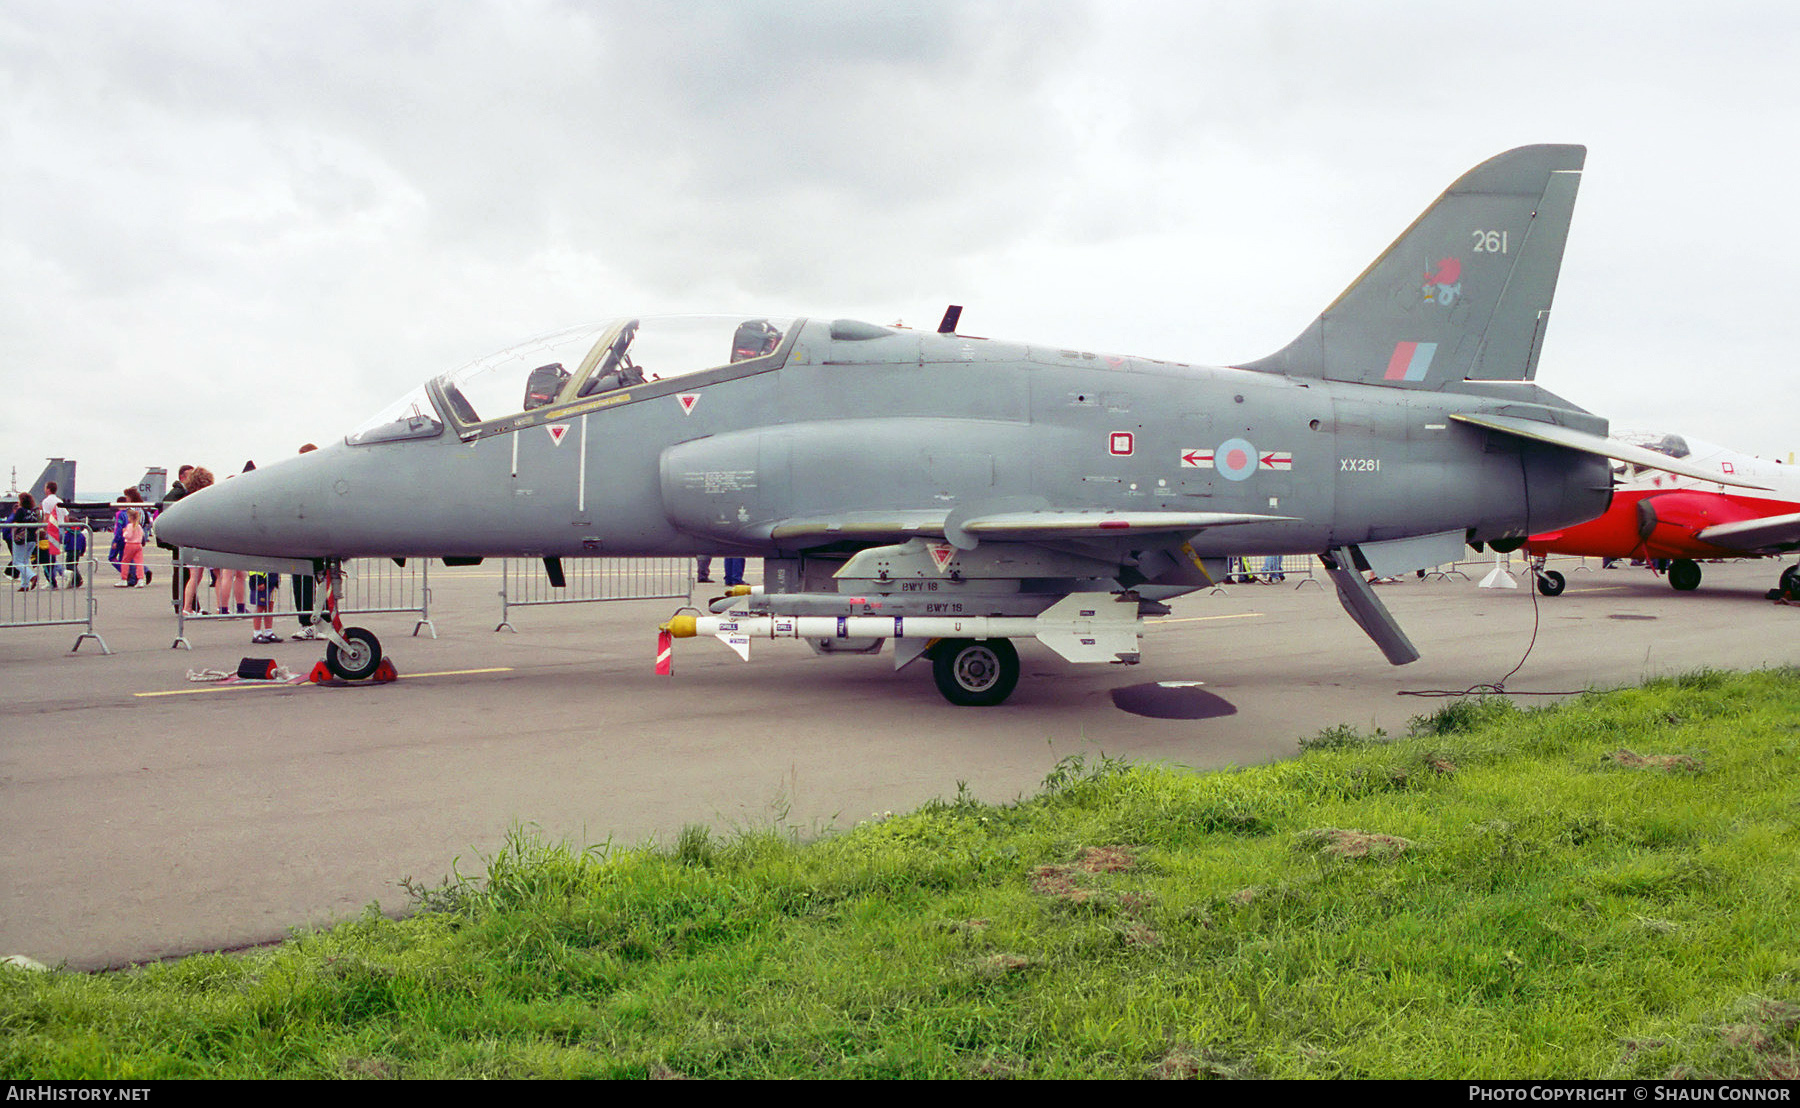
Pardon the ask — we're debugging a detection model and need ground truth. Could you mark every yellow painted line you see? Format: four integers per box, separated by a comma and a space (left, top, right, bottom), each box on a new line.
402, 667, 515, 679
134, 666, 514, 697
136, 683, 304, 698
1146, 612, 1265, 626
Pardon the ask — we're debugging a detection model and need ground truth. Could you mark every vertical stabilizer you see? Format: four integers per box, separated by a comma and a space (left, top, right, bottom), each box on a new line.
27, 459, 76, 502
1242, 145, 1585, 391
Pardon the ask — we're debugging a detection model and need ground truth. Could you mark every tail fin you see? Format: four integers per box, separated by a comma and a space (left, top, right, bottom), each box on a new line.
1242, 144, 1585, 391
136, 467, 168, 504
27, 458, 76, 502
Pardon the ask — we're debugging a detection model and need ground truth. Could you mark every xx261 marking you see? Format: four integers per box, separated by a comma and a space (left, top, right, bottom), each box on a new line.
1340, 458, 1382, 472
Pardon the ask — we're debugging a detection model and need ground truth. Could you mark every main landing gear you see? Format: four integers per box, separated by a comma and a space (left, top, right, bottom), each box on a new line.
931, 638, 1021, 707
1666, 558, 1703, 592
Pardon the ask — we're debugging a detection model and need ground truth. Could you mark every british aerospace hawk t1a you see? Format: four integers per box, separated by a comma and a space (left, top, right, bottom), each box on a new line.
156, 144, 1750, 704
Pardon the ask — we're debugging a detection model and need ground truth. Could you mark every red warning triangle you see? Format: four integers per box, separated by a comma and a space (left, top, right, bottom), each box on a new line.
928, 542, 956, 573
545, 424, 570, 446
677, 393, 700, 415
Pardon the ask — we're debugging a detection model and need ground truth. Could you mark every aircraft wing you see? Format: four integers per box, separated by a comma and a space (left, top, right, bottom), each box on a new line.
764, 509, 1292, 548
955, 509, 1295, 544
1694, 512, 1800, 554
767, 511, 949, 543
1449, 414, 1774, 491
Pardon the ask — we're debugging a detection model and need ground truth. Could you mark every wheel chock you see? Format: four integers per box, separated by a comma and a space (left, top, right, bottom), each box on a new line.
306, 658, 401, 686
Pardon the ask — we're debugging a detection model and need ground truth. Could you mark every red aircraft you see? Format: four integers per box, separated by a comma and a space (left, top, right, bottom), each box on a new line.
1526, 432, 1800, 598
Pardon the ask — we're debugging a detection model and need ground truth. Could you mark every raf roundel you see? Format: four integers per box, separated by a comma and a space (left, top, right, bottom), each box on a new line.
1215, 437, 1258, 481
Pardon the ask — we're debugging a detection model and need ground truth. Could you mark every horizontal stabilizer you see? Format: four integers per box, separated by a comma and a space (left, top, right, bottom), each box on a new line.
1449, 414, 1774, 491
1357, 529, 1467, 577
1695, 512, 1800, 554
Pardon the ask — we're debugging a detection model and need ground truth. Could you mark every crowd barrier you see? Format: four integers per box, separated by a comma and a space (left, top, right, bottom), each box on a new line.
1, 521, 108, 653
1, 542, 1625, 659
495, 556, 696, 632
1213, 554, 1322, 589
168, 556, 435, 650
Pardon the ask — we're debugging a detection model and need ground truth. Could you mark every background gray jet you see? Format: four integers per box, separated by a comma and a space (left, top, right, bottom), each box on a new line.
158, 145, 1745, 704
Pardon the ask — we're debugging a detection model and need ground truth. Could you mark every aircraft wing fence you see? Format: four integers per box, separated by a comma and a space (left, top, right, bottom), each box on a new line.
496, 557, 696, 632
1, 521, 108, 652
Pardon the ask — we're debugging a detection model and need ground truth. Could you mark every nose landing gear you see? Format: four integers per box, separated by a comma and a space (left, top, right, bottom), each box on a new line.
312, 560, 391, 683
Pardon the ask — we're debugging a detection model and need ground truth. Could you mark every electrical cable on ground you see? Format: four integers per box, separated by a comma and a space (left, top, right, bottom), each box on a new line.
1400, 449, 1588, 700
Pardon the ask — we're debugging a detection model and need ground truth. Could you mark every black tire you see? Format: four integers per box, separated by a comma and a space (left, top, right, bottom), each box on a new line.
1536, 570, 1566, 597
325, 626, 383, 681
1780, 565, 1800, 601
1668, 559, 1702, 592
931, 638, 1020, 707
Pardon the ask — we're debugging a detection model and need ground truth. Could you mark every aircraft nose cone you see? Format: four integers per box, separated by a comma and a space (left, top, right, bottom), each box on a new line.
155, 454, 330, 558
153, 480, 248, 553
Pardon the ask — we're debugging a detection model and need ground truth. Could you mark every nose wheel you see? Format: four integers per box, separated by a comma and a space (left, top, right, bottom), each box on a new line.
325, 626, 383, 681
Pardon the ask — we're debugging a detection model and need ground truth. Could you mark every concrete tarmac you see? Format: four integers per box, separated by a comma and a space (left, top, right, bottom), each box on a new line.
3, 551, 1797, 969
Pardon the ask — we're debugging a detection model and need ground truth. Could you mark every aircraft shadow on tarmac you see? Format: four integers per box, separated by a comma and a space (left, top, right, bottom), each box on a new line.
1108, 682, 1239, 721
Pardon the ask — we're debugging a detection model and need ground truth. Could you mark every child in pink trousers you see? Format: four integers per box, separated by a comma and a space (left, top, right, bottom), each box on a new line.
115, 509, 147, 587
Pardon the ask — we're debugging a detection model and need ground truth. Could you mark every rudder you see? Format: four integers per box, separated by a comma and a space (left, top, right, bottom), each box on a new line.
1242, 144, 1585, 391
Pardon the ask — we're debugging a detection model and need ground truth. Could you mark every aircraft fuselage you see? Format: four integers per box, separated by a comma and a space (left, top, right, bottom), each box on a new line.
160, 320, 1609, 569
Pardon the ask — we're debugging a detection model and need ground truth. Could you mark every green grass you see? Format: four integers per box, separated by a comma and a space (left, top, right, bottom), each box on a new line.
5, 668, 1800, 1078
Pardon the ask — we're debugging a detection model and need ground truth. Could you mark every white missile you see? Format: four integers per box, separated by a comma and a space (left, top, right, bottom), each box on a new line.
661, 591, 1142, 666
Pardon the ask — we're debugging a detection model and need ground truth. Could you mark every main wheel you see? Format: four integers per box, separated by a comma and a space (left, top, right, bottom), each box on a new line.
325, 626, 383, 681
931, 638, 1020, 707
1779, 565, 1800, 600
1535, 570, 1566, 597
1668, 559, 1702, 592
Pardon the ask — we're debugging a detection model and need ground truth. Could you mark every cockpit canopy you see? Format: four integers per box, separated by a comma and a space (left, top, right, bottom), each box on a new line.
347, 315, 795, 446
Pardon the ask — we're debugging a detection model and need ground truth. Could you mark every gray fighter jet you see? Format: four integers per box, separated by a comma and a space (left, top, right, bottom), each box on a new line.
156, 145, 1750, 704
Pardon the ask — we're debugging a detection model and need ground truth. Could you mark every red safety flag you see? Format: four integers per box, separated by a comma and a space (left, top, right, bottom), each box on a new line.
655, 629, 674, 676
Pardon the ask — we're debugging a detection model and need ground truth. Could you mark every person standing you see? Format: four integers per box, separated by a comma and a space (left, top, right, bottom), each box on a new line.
250, 569, 282, 643
110, 488, 151, 585
176, 467, 214, 614
10, 493, 41, 590
39, 481, 63, 588
115, 508, 148, 587
159, 465, 193, 609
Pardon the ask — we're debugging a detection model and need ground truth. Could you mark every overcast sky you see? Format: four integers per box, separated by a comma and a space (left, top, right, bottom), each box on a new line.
4, 0, 1797, 499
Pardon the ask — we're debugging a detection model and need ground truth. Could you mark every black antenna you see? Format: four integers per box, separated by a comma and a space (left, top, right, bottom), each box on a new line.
937, 304, 963, 334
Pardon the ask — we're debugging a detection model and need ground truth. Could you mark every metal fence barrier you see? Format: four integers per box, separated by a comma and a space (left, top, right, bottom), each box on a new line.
1, 522, 108, 652
496, 557, 697, 632
169, 556, 435, 649
1213, 554, 1321, 590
